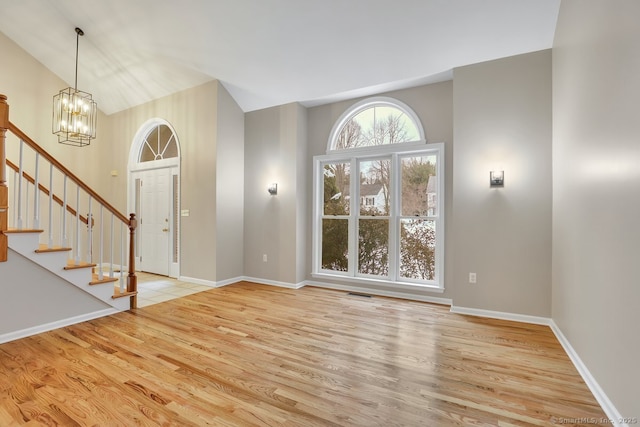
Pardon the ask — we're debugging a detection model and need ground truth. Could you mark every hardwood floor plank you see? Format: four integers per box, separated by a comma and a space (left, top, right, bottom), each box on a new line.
0, 281, 606, 426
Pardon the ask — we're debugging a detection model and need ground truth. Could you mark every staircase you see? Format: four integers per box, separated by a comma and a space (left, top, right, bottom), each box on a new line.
6, 230, 134, 311
0, 94, 138, 311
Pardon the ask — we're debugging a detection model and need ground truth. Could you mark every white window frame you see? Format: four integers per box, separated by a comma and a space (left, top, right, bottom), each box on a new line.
312, 97, 444, 292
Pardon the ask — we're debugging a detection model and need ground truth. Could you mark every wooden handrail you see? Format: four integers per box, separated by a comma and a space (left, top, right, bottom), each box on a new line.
8, 121, 129, 225
5, 159, 92, 226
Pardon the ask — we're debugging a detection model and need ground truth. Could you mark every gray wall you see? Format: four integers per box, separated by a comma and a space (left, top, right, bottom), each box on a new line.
244, 103, 307, 285
215, 85, 245, 281
0, 249, 109, 336
305, 81, 454, 299
552, 0, 640, 416
452, 50, 552, 317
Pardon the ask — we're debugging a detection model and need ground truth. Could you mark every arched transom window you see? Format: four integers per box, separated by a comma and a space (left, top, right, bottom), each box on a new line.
139, 124, 178, 162
329, 97, 425, 151
314, 97, 444, 291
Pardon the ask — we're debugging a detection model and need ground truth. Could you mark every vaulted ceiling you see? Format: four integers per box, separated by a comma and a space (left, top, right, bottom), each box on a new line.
0, 0, 560, 114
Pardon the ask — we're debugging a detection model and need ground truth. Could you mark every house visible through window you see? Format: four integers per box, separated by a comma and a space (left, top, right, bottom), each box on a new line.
313, 97, 445, 290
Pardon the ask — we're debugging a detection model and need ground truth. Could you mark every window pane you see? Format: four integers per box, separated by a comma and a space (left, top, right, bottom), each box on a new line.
139, 125, 178, 162
359, 159, 390, 215
140, 142, 156, 162
323, 162, 350, 215
322, 219, 349, 271
401, 155, 437, 216
400, 219, 436, 280
336, 120, 363, 150
337, 105, 420, 149
358, 218, 389, 276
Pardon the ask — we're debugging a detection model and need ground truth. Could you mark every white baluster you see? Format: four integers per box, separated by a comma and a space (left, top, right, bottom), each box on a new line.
75, 185, 81, 264
99, 206, 104, 280
11, 169, 17, 228
120, 222, 125, 293
87, 196, 93, 264
17, 140, 23, 229
109, 214, 114, 278
48, 164, 54, 248
62, 175, 68, 248
33, 153, 40, 229
25, 183, 29, 229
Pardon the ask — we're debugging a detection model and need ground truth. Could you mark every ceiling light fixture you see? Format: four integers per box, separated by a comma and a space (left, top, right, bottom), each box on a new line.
52, 27, 97, 147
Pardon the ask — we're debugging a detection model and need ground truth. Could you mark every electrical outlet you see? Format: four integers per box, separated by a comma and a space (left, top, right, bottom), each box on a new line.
469, 272, 477, 284
263, 254, 268, 262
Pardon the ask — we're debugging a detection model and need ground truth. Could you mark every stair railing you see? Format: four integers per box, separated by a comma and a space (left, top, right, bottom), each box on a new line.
0, 94, 138, 309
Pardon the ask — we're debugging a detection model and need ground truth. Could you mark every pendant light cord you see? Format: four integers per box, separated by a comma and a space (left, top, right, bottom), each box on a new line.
74, 27, 84, 91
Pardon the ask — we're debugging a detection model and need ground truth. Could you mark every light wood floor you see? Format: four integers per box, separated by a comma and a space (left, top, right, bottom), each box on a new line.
0, 282, 605, 426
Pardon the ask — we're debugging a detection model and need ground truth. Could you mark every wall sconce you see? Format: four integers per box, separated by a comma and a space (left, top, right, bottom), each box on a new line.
268, 183, 278, 195
490, 171, 504, 187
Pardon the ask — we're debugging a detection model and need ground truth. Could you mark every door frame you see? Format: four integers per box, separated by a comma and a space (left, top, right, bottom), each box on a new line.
127, 118, 181, 278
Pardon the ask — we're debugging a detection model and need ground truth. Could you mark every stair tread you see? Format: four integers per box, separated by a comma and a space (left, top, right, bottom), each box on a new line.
112, 287, 138, 299
90, 274, 119, 285
5, 228, 44, 234
35, 244, 72, 253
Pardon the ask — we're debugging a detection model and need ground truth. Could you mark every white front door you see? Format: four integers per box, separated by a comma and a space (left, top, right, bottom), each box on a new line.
139, 168, 171, 276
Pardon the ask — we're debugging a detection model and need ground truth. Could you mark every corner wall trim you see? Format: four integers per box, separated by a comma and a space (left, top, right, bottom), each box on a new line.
449, 305, 551, 325
178, 275, 305, 289
216, 276, 245, 288
178, 276, 217, 288
0, 308, 119, 344
241, 276, 305, 289
548, 320, 626, 427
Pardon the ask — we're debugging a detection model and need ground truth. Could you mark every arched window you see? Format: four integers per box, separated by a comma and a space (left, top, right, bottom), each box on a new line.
139, 124, 179, 162
313, 97, 444, 291
328, 97, 425, 151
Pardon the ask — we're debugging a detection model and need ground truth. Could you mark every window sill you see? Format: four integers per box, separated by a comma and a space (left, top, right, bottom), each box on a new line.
311, 272, 444, 294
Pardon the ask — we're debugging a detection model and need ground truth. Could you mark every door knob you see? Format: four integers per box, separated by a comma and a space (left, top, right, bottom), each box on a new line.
162, 228, 169, 232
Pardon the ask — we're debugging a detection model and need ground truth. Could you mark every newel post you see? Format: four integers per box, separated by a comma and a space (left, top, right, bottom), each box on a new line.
127, 213, 138, 309
0, 95, 9, 262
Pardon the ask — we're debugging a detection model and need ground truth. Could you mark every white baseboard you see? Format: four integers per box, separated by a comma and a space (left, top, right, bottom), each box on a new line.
216, 276, 246, 288
305, 280, 452, 305
0, 308, 119, 344
178, 275, 298, 289
449, 305, 551, 325
178, 275, 218, 287
549, 320, 626, 427
241, 276, 305, 289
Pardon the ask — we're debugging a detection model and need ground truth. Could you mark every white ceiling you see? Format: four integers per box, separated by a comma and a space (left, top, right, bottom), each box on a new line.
0, 0, 560, 114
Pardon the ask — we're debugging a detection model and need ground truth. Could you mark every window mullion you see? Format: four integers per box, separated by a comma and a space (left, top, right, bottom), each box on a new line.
348, 157, 358, 276
389, 153, 399, 282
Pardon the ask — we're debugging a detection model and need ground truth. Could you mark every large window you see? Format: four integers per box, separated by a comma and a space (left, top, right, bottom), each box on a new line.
313, 97, 444, 290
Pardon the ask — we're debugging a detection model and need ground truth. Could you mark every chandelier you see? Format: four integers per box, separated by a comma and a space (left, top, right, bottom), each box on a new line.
52, 27, 97, 147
